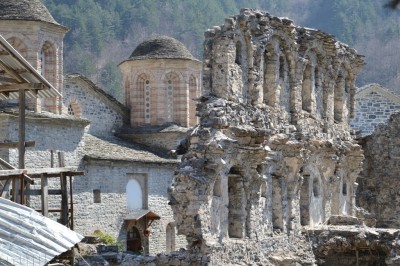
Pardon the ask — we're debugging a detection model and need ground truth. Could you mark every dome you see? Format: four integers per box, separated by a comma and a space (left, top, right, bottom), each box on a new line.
0, 0, 59, 25
129, 36, 197, 61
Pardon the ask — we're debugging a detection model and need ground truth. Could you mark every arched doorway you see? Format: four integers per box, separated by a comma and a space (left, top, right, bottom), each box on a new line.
127, 226, 142, 253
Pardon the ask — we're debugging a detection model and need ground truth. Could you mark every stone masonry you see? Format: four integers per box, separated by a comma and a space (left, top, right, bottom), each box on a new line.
350, 83, 400, 136
357, 111, 400, 228
170, 8, 364, 265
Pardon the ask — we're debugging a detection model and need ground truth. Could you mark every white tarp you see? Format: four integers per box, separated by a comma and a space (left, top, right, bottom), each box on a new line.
0, 197, 83, 265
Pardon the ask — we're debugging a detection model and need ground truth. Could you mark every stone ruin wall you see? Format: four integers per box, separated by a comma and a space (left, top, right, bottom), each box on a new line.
169, 8, 364, 265
357, 111, 400, 229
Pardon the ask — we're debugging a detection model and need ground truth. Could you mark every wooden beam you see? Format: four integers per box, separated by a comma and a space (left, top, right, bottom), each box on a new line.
25, 189, 62, 196
0, 60, 24, 83
0, 50, 10, 56
0, 167, 83, 177
0, 141, 35, 149
0, 178, 11, 198
0, 83, 43, 92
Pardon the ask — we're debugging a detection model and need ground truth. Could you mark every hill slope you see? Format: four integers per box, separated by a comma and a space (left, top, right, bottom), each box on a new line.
43, 0, 400, 99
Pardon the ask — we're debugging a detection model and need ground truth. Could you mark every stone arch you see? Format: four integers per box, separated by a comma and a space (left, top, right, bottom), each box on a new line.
163, 72, 180, 124
126, 179, 143, 210
7, 37, 28, 59
233, 33, 249, 104
263, 42, 278, 107
334, 69, 345, 122
189, 74, 198, 125
67, 99, 82, 117
166, 223, 176, 253
40, 41, 56, 83
228, 166, 246, 238
302, 58, 314, 113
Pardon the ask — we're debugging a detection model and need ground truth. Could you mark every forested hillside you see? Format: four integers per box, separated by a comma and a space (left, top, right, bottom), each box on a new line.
43, 0, 400, 101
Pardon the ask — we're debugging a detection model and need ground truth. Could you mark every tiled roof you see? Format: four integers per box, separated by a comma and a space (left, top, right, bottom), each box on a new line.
0, 0, 60, 26
127, 36, 198, 61
83, 134, 178, 164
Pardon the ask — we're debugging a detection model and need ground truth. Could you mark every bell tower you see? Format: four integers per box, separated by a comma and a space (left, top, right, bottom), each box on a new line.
0, 0, 68, 113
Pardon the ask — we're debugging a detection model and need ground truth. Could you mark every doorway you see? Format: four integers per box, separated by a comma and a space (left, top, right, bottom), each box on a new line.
127, 226, 142, 253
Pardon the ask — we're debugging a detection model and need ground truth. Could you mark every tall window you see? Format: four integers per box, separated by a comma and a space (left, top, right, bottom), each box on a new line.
189, 75, 197, 125
166, 223, 175, 253
135, 74, 150, 126
126, 179, 143, 210
264, 43, 278, 106
164, 72, 179, 124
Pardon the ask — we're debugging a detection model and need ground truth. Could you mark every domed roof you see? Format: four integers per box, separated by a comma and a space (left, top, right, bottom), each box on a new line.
129, 36, 197, 61
0, 0, 59, 25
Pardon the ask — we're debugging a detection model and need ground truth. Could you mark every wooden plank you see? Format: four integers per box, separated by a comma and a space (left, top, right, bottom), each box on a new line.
25, 189, 62, 196
0, 83, 43, 92
0, 60, 24, 83
0, 140, 35, 148
0, 157, 34, 184
0, 178, 11, 197
35, 208, 72, 213
41, 173, 48, 217
0, 50, 10, 56
0, 167, 83, 177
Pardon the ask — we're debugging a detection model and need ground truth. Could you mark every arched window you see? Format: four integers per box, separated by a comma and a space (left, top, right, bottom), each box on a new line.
334, 73, 345, 122
41, 41, 56, 84
302, 62, 313, 113
164, 72, 180, 124
166, 223, 175, 253
134, 74, 150, 126
235, 41, 242, 66
126, 179, 143, 210
7, 37, 28, 59
263, 43, 278, 106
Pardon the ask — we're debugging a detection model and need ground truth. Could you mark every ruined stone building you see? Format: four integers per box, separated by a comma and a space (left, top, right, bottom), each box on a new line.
168, 8, 399, 265
0, 0, 203, 256
350, 83, 400, 136
357, 111, 400, 228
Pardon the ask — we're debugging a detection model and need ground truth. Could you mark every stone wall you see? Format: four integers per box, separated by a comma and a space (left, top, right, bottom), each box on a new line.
357, 112, 400, 228
73, 159, 186, 255
169, 8, 364, 265
350, 84, 400, 136
0, 111, 88, 168
63, 75, 128, 137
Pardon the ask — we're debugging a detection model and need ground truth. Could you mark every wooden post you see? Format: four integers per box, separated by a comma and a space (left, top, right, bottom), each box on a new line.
69, 175, 74, 230
13, 88, 26, 203
41, 173, 48, 217
60, 173, 68, 226
18, 88, 25, 169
